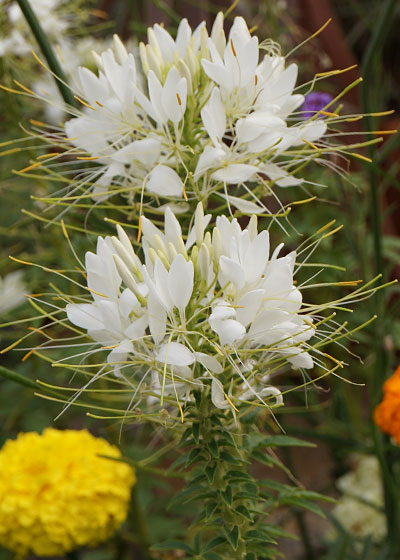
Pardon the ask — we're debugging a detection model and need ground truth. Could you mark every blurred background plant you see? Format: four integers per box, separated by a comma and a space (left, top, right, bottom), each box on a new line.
1, 0, 400, 559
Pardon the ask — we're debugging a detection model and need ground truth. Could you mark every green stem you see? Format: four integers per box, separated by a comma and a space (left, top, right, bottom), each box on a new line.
129, 485, 152, 559
16, 0, 77, 107
361, 0, 400, 553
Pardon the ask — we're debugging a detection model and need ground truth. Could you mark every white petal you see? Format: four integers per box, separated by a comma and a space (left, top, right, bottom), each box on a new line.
164, 207, 182, 245
113, 138, 161, 167
194, 145, 226, 179
211, 163, 258, 183
155, 342, 195, 366
288, 351, 314, 369
146, 165, 183, 197
211, 378, 230, 409
148, 70, 167, 124
219, 256, 245, 290
236, 290, 264, 327
260, 162, 303, 187
66, 303, 104, 331
201, 87, 226, 145
195, 352, 223, 374
162, 68, 187, 124
220, 194, 264, 214
147, 292, 166, 344
168, 254, 194, 312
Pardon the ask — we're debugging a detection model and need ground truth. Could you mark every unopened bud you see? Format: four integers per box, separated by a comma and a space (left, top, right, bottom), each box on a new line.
113, 254, 146, 306
113, 34, 128, 64
247, 215, 258, 240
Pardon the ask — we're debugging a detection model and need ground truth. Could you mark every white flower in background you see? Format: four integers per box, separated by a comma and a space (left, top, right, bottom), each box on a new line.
65, 204, 319, 411
0, 0, 68, 56
332, 455, 386, 543
0, 271, 26, 316
28, 11, 346, 210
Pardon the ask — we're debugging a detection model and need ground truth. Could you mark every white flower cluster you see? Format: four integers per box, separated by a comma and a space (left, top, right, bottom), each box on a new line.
332, 455, 386, 543
65, 204, 314, 410
53, 14, 330, 208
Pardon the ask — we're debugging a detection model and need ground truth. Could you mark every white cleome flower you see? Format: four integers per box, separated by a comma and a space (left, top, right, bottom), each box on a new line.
331, 455, 387, 543
28, 12, 353, 211
0, 271, 26, 316
64, 204, 324, 412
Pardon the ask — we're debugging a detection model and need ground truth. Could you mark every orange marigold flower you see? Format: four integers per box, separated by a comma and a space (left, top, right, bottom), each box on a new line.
374, 365, 400, 444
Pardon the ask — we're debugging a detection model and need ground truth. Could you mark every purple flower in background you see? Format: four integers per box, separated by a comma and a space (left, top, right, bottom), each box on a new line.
301, 92, 334, 120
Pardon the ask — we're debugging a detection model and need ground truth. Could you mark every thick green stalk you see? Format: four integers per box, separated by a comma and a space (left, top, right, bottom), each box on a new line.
16, 0, 77, 108
361, 0, 400, 552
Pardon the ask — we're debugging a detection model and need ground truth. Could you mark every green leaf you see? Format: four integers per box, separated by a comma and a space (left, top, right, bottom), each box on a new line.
219, 432, 237, 448
151, 540, 193, 553
178, 426, 192, 447
220, 450, 242, 465
225, 525, 240, 551
205, 501, 218, 520
246, 433, 316, 450
192, 423, 200, 443
242, 482, 259, 497
278, 496, 326, 517
220, 485, 233, 506
245, 553, 257, 560
205, 463, 217, 484
246, 530, 278, 545
235, 504, 253, 521
186, 448, 203, 467
226, 470, 252, 481
207, 439, 219, 458
202, 535, 226, 553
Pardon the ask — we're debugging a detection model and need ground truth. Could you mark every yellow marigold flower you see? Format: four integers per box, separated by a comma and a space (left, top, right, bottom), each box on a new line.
0, 428, 135, 557
374, 365, 400, 444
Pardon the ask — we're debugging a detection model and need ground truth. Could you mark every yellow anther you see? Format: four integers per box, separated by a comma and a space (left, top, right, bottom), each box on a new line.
18, 162, 42, 173
0, 148, 21, 157
182, 182, 188, 202
336, 280, 363, 286
0, 83, 21, 95
291, 196, 317, 205
230, 39, 237, 57
310, 18, 332, 40
176, 93, 182, 106
76, 156, 100, 161
317, 110, 338, 117
371, 130, 398, 135
302, 139, 320, 151
37, 152, 59, 160
138, 216, 142, 243
74, 96, 96, 111
56, 44, 65, 63
31, 49, 48, 70
324, 353, 344, 368
321, 225, 344, 239
22, 348, 37, 362
316, 64, 358, 78
350, 152, 373, 163
13, 80, 35, 95
30, 119, 47, 127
